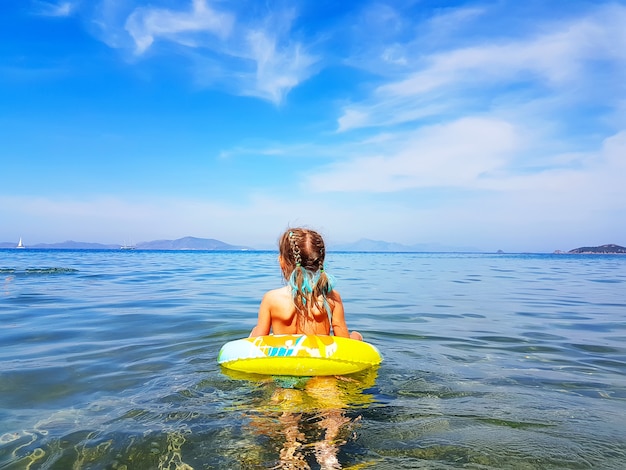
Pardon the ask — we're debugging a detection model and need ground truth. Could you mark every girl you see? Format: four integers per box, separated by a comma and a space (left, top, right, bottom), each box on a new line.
250, 228, 362, 340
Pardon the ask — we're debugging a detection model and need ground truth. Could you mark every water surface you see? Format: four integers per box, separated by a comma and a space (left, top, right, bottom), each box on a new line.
1, 250, 625, 469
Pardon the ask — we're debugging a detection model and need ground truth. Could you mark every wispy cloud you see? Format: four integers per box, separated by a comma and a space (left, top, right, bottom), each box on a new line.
337, 4, 626, 131
125, 0, 234, 54
116, 0, 317, 104
32, 0, 75, 17
308, 117, 521, 192
242, 28, 317, 104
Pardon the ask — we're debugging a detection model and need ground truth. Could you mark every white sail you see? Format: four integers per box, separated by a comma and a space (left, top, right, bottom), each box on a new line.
120, 239, 136, 250
16, 237, 25, 249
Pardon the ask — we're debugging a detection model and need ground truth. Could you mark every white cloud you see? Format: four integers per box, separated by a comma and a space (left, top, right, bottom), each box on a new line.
337, 109, 369, 133
337, 4, 626, 131
459, 128, 626, 206
463, 130, 626, 249
118, 0, 317, 104
0, 193, 364, 248
310, 117, 520, 192
32, 0, 75, 17
125, 0, 234, 54
3, 125, 625, 251
0, 195, 237, 245
243, 29, 317, 104
425, 7, 485, 38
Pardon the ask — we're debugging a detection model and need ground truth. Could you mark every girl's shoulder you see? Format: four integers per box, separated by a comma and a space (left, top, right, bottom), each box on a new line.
263, 285, 291, 301
327, 288, 342, 301
270, 285, 291, 294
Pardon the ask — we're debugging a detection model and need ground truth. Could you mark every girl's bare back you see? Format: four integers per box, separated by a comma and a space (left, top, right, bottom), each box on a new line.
249, 228, 362, 340
251, 286, 355, 337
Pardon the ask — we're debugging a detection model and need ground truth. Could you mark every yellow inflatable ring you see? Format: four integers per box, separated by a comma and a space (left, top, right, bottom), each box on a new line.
218, 334, 382, 376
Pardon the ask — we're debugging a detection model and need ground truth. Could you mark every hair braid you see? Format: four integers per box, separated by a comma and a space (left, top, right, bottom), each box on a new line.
279, 228, 335, 331
288, 231, 302, 266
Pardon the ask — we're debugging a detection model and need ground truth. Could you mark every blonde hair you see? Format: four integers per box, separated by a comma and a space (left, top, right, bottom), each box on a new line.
278, 228, 334, 328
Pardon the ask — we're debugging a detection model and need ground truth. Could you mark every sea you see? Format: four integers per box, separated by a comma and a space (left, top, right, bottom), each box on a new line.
1, 249, 625, 469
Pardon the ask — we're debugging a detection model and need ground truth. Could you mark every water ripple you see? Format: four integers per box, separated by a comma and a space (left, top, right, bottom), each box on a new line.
1, 250, 626, 469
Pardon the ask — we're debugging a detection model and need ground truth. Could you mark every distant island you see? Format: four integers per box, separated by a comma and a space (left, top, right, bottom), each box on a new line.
0, 236, 251, 251
330, 238, 481, 252
5, 237, 624, 254
136, 237, 251, 250
0, 236, 481, 252
562, 244, 626, 254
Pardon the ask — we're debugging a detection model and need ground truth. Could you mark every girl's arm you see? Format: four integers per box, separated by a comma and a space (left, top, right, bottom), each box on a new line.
250, 293, 272, 337
329, 291, 350, 338
329, 290, 363, 340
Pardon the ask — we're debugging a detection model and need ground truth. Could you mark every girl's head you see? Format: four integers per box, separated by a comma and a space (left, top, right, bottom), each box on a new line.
278, 228, 326, 278
278, 228, 335, 323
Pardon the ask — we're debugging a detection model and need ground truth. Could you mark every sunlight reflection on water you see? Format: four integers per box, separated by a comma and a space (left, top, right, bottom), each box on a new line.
1, 250, 625, 468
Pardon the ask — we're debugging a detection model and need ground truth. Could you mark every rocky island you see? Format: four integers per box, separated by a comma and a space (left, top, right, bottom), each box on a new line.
566, 244, 626, 254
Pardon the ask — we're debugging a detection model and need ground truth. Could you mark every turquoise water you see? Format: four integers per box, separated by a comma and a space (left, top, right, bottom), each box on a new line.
1, 250, 625, 469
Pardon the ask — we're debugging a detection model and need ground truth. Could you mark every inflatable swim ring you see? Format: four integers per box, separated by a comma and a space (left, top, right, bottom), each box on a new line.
218, 335, 382, 376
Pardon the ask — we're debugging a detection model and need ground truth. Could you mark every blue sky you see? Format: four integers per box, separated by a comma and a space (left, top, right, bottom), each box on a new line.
1, 0, 625, 252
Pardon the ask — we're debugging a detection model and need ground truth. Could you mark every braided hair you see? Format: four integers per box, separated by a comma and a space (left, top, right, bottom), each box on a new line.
278, 228, 335, 329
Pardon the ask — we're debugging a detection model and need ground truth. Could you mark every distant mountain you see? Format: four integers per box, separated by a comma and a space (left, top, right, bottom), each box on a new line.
330, 238, 482, 252
136, 236, 250, 250
0, 242, 22, 248
2, 236, 484, 252
0, 237, 251, 251
19, 240, 119, 249
567, 244, 626, 254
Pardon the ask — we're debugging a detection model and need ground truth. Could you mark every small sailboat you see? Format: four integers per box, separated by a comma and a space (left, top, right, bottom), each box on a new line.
120, 240, 136, 250
16, 237, 25, 249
